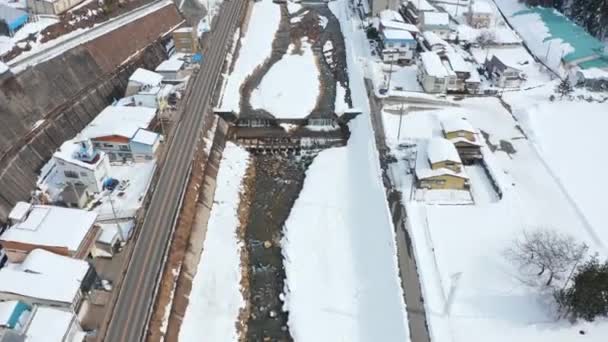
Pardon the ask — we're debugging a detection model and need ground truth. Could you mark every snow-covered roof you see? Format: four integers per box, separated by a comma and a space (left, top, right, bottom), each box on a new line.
26, 306, 75, 342
8, 201, 32, 222
406, 0, 436, 12
53, 140, 106, 171
1, 205, 97, 252
174, 27, 193, 33
79, 106, 157, 140
470, 0, 493, 14
442, 60, 456, 77
445, 52, 470, 73
128, 68, 163, 87
131, 128, 159, 146
415, 139, 468, 180
422, 31, 449, 49
155, 59, 184, 72
0, 268, 81, 305
577, 67, 608, 80
19, 249, 90, 283
427, 138, 461, 164
379, 9, 405, 22
380, 19, 420, 33
382, 29, 414, 41
420, 52, 448, 78
422, 12, 449, 27
441, 117, 475, 133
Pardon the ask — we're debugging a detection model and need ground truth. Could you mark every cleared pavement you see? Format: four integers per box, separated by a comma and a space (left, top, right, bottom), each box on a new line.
102, 1, 247, 341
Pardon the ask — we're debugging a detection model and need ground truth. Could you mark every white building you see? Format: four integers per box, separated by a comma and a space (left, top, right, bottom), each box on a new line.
155, 58, 186, 83
117, 86, 164, 109
380, 29, 417, 63
467, 0, 493, 28
418, 51, 448, 93
23, 306, 85, 342
420, 12, 450, 39
401, 0, 436, 25
53, 139, 111, 193
26, 0, 85, 15
422, 31, 451, 53
78, 106, 160, 163
126, 68, 163, 96
0, 250, 92, 310
370, 0, 400, 16
1, 204, 99, 262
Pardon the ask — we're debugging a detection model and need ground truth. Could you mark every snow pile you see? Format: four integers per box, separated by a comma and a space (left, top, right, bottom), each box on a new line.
180, 142, 249, 342
287, 1, 302, 14
250, 41, 320, 119
0, 17, 58, 58
281, 1, 410, 340
335, 82, 349, 114
221, 0, 281, 112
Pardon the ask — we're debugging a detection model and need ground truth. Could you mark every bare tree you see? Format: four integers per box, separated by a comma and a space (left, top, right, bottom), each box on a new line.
476, 30, 497, 48
505, 229, 588, 287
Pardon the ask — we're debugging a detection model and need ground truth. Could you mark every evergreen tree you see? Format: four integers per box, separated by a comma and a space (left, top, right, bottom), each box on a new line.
555, 257, 608, 321
555, 78, 573, 98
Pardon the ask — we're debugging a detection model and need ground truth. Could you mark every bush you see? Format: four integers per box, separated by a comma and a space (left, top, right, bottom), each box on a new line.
555, 256, 608, 321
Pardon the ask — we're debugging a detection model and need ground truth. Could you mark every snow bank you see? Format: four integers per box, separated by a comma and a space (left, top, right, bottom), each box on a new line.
250, 41, 320, 119
180, 143, 249, 342
281, 1, 410, 340
221, 0, 281, 112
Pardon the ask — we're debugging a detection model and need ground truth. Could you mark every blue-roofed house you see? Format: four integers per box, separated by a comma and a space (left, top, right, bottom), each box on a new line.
512, 8, 608, 73
0, 5, 28, 37
380, 28, 417, 63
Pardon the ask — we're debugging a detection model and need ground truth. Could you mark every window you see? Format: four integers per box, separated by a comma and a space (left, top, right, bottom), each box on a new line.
64, 170, 79, 179
400, 42, 406, 47
103, 143, 113, 148
119, 145, 130, 151
93, 142, 101, 148
80, 172, 88, 177
457, 132, 466, 137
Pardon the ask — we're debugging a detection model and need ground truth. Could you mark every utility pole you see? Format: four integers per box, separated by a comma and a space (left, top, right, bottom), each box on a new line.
397, 103, 404, 141
386, 57, 395, 93
107, 192, 125, 241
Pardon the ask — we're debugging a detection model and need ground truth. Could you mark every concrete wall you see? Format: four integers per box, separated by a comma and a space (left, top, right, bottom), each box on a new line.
0, 4, 183, 222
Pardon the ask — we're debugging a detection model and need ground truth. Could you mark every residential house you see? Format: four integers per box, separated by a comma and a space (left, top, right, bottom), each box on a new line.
0, 5, 28, 37
441, 117, 482, 161
415, 138, 469, 190
420, 12, 450, 39
155, 58, 187, 83
444, 52, 471, 92
117, 86, 164, 109
400, 0, 436, 25
19, 306, 85, 342
442, 60, 458, 92
370, 0, 400, 16
378, 18, 420, 36
53, 139, 111, 193
26, 0, 86, 15
422, 31, 451, 53
125, 68, 163, 96
380, 29, 416, 63
574, 68, 608, 91
78, 106, 159, 163
484, 55, 524, 88
465, 67, 482, 94
467, 0, 493, 28
417, 51, 448, 93
95, 221, 133, 258
0, 204, 100, 262
57, 183, 90, 209
0, 249, 94, 311
173, 27, 199, 54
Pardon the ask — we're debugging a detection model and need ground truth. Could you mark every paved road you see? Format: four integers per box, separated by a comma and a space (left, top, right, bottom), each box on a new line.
366, 79, 431, 342
102, 1, 247, 341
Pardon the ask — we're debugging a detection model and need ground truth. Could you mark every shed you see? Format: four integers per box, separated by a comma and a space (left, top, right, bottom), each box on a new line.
0, 5, 28, 36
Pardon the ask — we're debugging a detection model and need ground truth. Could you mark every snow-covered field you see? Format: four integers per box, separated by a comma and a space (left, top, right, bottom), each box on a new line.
381, 92, 608, 341
250, 40, 321, 118
279, 1, 410, 341
180, 142, 249, 342
220, 0, 281, 112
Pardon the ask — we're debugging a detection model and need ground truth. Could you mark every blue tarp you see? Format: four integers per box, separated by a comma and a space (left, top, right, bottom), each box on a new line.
0, 4, 28, 33
192, 53, 203, 63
